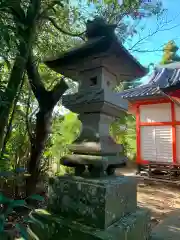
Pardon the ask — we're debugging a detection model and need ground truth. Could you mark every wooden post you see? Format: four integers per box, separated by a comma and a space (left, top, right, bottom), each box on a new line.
136, 105, 141, 164
171, 101, 176, 164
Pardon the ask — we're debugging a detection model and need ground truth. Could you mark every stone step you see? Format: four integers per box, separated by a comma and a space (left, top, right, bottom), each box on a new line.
29, 207, 150, 240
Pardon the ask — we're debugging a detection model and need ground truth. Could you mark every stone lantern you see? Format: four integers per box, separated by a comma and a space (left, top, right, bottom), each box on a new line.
45, 17, 146, 177
44, 18, 150, 240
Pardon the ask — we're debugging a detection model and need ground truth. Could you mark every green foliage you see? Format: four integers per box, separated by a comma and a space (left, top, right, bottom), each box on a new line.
26, 209, 57, 239
47, 112, 81, 175
25, 209, 76, 239
0, 192, 44, 239
113, 77, 141, 161
47, 113, 78, 159
93, 0, 163, 43
0, 0, 164, 189
110, 114, 136, 160
26, 194, 44, 202
161, 40, 180, 64
123, 78, 143, 90
110, 113, 126, 144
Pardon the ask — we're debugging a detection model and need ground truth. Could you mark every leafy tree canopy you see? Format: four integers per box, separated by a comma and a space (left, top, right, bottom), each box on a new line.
161, 40, 180, 64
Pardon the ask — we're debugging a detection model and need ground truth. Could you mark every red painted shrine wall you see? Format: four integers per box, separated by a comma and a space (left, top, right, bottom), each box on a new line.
129, 98, 180, 166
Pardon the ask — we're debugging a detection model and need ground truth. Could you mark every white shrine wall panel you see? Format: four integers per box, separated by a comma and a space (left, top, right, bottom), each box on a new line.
140, 125, 173, 163
140, 126, 156, 161
155, 126, 173, 163
140, 103, 171, 123
175, 103, 180, 121
176, 126, 180, 164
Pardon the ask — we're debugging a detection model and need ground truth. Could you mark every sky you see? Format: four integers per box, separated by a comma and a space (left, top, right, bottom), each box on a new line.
128, 0, 180, 67
59, 0, 180, 113
73, 0, 180, 69
76, 0, 180, 82
120, 0, 180, 83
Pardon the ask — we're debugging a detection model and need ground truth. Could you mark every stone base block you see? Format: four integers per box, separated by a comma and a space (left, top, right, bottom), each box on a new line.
48, 176, 137, 229
29, 207, 150, 240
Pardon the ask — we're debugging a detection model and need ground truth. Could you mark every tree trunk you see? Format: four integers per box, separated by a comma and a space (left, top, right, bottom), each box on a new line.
26, 55, 68, 196
0, 0, 41, 152
0, 51, 29, 151
26, 109, 52, 196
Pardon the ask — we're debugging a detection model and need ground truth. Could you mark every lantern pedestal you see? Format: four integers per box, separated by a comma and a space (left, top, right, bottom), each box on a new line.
29, 176, 150, 240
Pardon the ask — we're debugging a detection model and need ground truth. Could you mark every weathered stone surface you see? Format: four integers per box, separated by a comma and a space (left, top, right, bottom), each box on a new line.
60, 154, 127, 177
48, 176, 137, 229
62, 88, 128, 116
29, 207, 150, 240
60, 111, 127, 175
60, 153, 126, 165
86, 17, 116, 40
68, 141, 123, 155
59, 111, 127, 175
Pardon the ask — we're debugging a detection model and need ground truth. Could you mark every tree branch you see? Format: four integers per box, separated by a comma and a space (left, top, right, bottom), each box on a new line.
26, 87, 34, 144
27, 54, 68, 111
26, 54, 46, 105
51, 77, 68, 105
45, 16, 85, 40
39, 0, 64, 19
0, 73, 25, 158
129, 20, 180, 51
132, 49, 163, 53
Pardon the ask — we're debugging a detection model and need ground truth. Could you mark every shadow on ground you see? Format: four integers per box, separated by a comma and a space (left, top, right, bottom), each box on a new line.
151, 209, 180, 240
117, 164, 180, 229
138, 183, 180, 228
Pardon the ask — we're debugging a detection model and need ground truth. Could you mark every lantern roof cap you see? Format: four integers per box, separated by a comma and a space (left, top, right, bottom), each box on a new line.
44, 17, 146, 81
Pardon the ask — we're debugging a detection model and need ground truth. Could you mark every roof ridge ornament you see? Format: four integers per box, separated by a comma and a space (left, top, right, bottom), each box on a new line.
85, 17, 117, 40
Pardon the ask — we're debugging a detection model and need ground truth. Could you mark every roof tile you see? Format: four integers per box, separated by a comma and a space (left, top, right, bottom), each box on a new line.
120, 65, 180, 100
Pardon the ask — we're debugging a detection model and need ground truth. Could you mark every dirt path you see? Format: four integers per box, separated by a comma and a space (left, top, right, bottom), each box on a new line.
118, 164, 180, 228
137, 183, 180, 227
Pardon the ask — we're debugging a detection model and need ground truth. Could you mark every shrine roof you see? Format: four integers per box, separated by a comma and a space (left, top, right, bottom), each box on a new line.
120, 62, 180, 100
